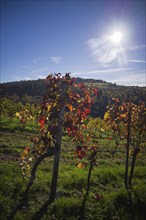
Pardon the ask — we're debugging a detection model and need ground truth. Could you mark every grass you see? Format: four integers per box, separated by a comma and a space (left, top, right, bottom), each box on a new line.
0, 117, 40, 134
50, 197, 81, 219
0, 118, 146, 220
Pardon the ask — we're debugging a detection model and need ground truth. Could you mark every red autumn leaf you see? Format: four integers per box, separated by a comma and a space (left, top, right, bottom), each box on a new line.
39, 116, 45, 128
74, 148, 86, 159
93, 88, 98, 96
84, 107, 90, 115
67, 128, 72, 136
78, 83, 85, 88
77, 109, 81, 115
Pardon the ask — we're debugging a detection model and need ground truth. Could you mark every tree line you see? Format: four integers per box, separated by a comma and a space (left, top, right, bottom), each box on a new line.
0, 77, 145, 119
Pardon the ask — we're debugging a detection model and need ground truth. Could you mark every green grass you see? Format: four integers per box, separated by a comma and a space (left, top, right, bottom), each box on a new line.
50, 197, 81, 219
0, 117, 40, 134
0, 119, 146, 220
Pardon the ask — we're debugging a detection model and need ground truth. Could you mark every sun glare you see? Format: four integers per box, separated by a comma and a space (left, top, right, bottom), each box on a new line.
87, 26, 127, 65
110, 31, 123, 44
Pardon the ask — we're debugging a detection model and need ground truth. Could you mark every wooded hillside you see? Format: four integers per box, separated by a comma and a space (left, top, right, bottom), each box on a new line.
1, 77, 145, 118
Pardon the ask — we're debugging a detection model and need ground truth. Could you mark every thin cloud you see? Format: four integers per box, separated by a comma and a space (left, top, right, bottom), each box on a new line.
50, 56, 62, 64
19, 65, 32, 69
110, 71, 145, 86
120, 45, 146, 52
73, 67, 131, 76
128, 59, 146, 63
24, 76, 32, 80
23, 67, 49, 80
31, 67, 49, 76
33, 57, 40, 64
127, 45, 146, 51
72, 68, 145, 86
36, 74, 46, 79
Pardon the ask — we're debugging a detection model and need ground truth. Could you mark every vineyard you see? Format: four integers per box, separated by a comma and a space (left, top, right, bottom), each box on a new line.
0, 73, 146, 220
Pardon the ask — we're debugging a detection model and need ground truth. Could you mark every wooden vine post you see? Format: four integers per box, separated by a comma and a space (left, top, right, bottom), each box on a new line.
125, 109, 131, 188
49, 80, 67, 201
128, 147, 140, 186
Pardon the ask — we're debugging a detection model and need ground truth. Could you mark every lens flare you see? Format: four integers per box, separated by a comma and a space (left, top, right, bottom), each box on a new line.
110, 31, 123, 44
87, 29, 127, 65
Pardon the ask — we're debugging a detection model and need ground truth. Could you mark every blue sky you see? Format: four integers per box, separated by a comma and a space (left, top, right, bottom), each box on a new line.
1, 0, 146, 86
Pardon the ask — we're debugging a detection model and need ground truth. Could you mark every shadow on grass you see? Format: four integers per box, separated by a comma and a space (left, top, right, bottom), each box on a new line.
127, 189, 135, 220
31, 198, 54, 220
7, 194, 54, 220
7, 195, 28, 220
7, 186, 146, 220
7, 197, 53, 220
114, 187, 146, 220
79, 162, 94, 220
130, 187, 146, 220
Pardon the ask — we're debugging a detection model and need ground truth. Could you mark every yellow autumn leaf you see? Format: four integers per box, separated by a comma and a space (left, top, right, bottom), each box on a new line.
77, 163, 85, 168
104, 112, 110, 120
16, 112, 20, 117
47, 104, 52, 112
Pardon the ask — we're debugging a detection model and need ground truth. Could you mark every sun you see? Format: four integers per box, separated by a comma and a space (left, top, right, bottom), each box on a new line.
110, 31, 123, 45
87, 27, 127, 65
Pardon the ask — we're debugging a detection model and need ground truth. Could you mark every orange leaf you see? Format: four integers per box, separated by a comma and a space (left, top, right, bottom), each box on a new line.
66, 104, 74, 111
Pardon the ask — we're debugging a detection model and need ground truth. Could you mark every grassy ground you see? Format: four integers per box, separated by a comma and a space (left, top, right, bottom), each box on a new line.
0, 118, 146, 220
0, 118, 39, 134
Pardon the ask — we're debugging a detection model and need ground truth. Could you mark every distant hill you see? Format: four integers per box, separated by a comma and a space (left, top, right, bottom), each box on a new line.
0, 77, 108, 104
0, 77, 145, 118
0, 79, 46, 104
